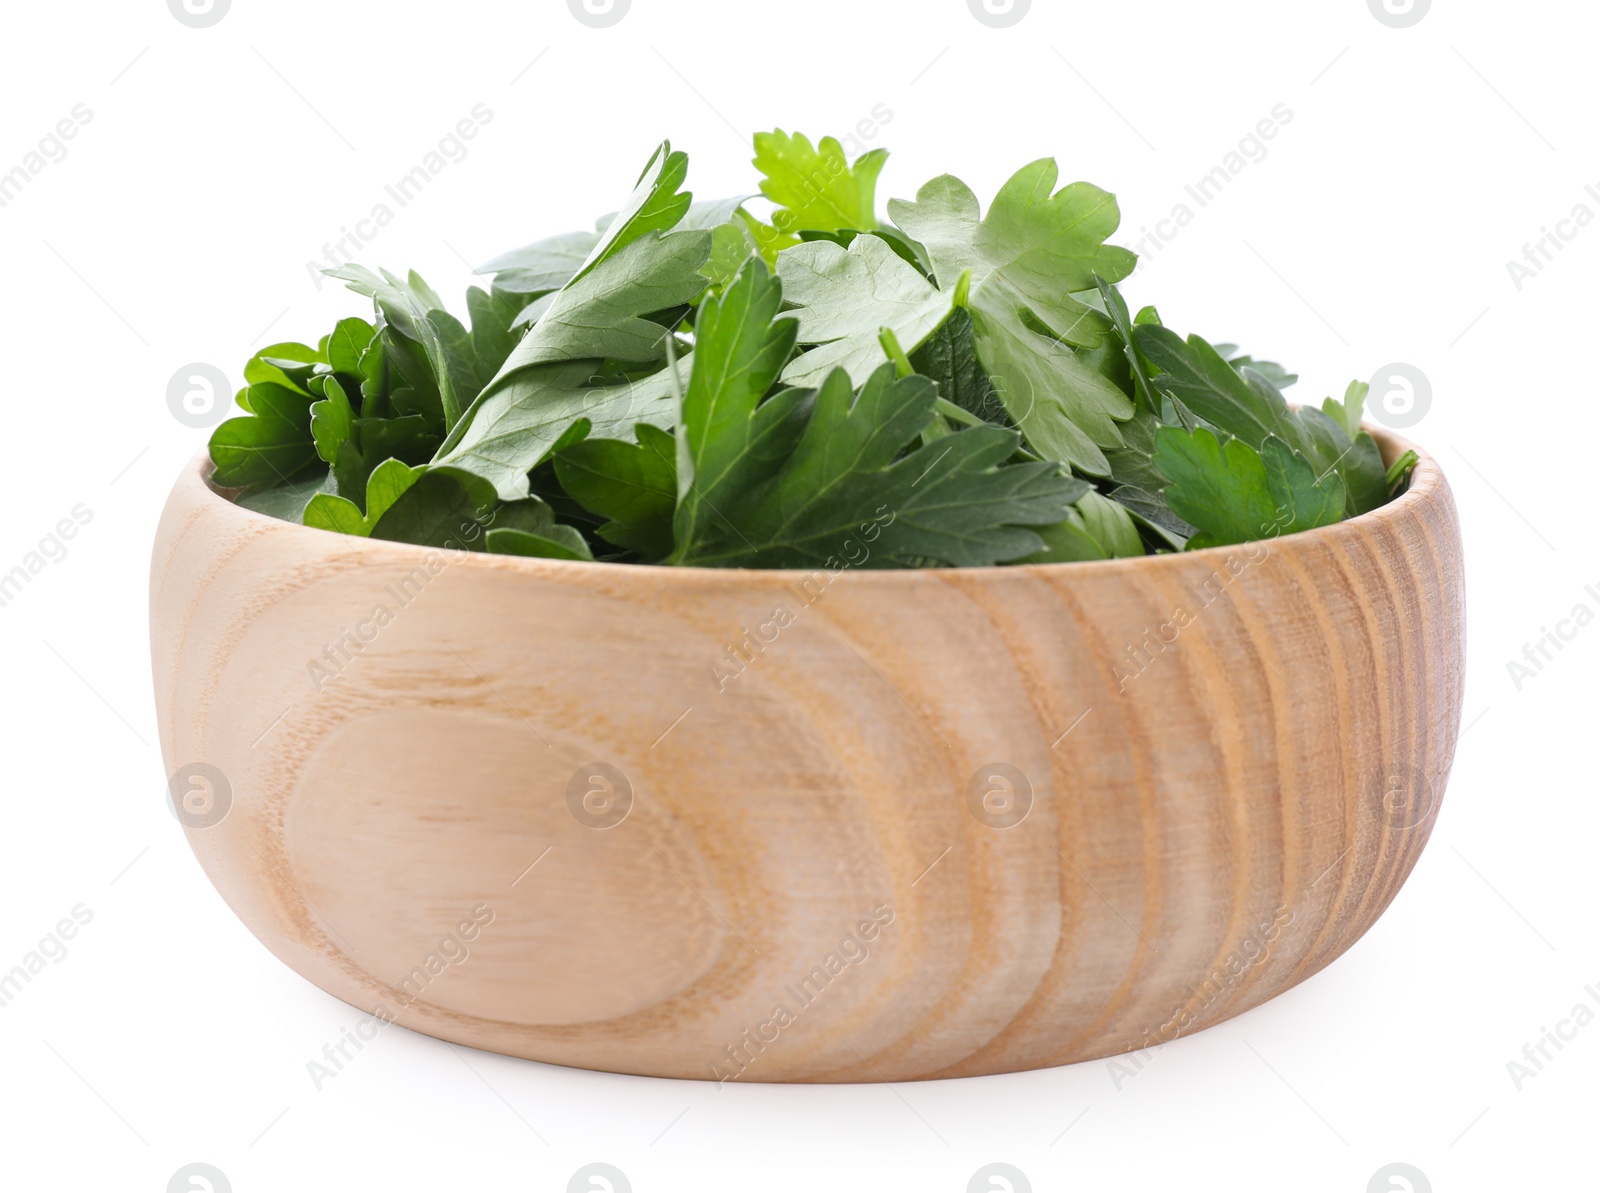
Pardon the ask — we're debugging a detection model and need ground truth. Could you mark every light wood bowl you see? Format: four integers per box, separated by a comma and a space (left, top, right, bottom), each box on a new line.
150, 429, 1463, 1082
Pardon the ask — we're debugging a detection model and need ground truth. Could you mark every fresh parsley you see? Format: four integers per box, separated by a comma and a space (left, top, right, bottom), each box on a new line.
208, 131, 1420, 568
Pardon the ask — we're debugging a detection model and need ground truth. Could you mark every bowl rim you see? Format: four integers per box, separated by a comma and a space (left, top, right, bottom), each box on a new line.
184, 422, 1444, 585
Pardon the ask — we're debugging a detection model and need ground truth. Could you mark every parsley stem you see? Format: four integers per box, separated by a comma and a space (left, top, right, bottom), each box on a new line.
952, 268, 973, 310
878, 326, 915, 378
1385, 449, 1419, 492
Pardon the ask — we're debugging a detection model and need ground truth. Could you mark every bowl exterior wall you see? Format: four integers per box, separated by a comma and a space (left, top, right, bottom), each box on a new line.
151, 449, 1464, 1081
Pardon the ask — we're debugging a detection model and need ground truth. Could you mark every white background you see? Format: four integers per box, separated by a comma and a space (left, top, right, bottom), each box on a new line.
0, 1, 1594, 1190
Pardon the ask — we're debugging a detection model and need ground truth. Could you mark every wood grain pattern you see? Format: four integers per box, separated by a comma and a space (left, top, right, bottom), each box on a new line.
149, 428, 1464, 1082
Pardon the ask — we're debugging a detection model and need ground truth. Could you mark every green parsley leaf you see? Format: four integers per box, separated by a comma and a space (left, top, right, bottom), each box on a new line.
310, 376, 356, 467
485, 527, 593, 560
477, 229, 601, 296
753, 130, 887, 235
1154, 426, 1344, 548
493, 230, 711, 374
555, 424, 678, 560
484, 499, 595, 561
244, 340, 322, 393
693, 366, 1082, 568
325, 317, 376, 377
779, 160, 1138, 473
1261, 433, 1348, 533
1213, 342, 1298, 391
213, 131, 1414, 569
210, 381, 321, 491
702, 221, 759, 292
324, 266, 486, 431
303, 332, 445, 506
776, 233, 951, 388
968, 309, 1133, 475
236, 473, 332, 523
1321, 380, 1371, 441
578, 140, 694, 282
1096, 277, 1160, 414
1293, 403, 1388, 517
890, 162, 1135, 335
433, 359, 683, 503
1105, 485, 1194, 550
373, 466, 499, 547
908, 307, 1004, 425
304, 458, 428, 537
1022, 490, 1144, 563
1134, 324, 1309, 455
431, 144, 717, 500
670, 259, 801, 561
670, 261, 1082, 568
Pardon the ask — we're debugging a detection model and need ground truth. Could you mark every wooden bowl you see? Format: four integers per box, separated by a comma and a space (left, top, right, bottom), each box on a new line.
150, 429, 1463, 1083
